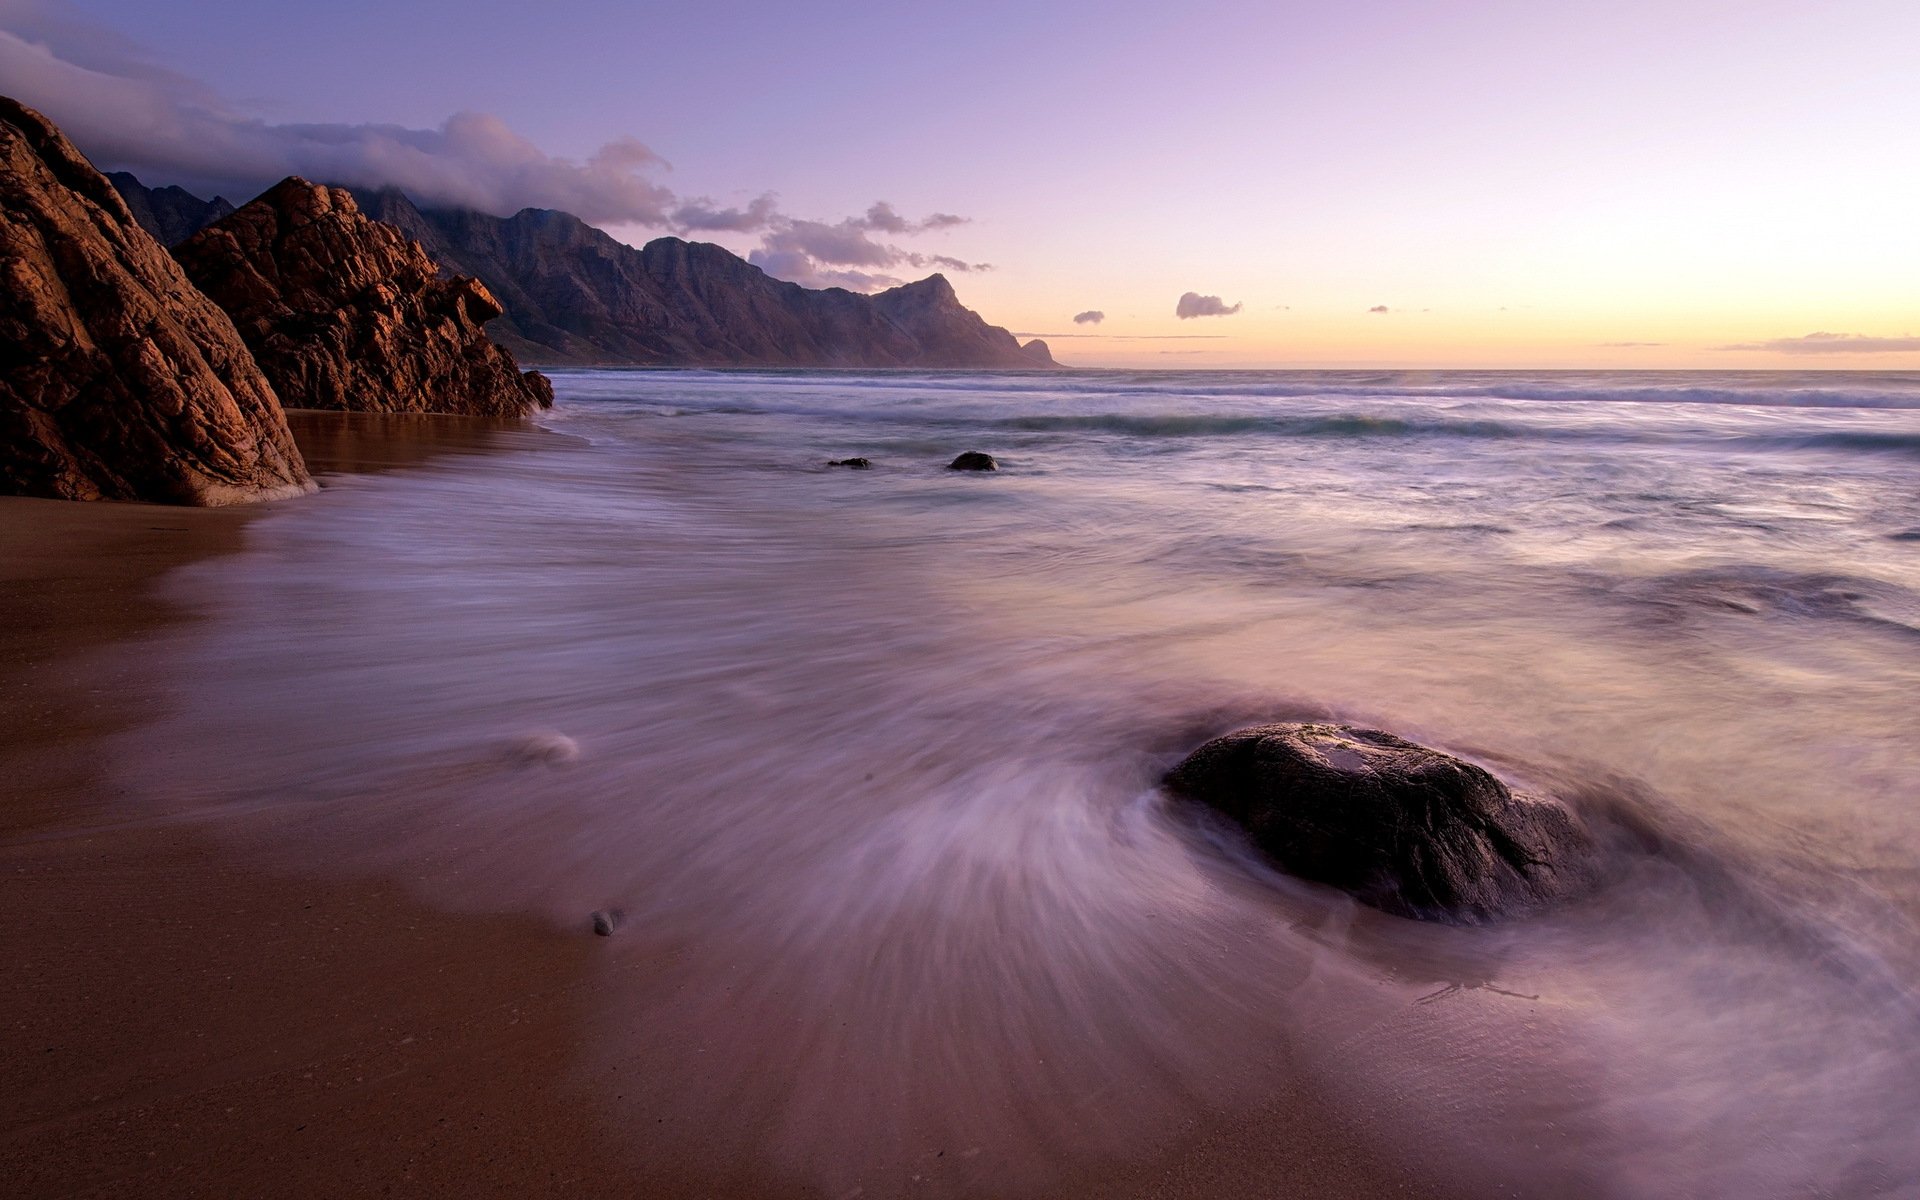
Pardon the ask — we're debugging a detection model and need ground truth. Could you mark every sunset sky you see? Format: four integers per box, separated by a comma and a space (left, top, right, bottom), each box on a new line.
4, 0, 1916, 367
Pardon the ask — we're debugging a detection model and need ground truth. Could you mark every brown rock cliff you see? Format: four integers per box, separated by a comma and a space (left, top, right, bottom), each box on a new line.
175, 178, 552, 417
0, 97, 312, 505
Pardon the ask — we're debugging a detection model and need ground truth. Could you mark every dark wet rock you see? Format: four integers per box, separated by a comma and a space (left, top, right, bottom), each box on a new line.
108, 171, 234, 245
175, 178, 552, 417
590, 909, 623, 937
827, 457, 872, 469
0, 97, 312, 505
948, 451, 998, 471
1164, 722, 1595, 923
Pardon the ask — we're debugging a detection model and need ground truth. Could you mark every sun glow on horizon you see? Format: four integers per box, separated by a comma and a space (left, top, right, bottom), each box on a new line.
7, 0, 1916, 369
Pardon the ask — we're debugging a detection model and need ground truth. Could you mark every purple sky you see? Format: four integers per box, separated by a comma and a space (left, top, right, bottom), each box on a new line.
4, 0, 1916, 366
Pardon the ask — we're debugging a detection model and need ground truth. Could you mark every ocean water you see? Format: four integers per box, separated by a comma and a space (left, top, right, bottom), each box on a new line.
124, 369, 1920, 1196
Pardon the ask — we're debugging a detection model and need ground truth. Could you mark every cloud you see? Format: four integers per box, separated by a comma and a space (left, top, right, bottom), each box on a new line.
670, 193, 779, 232
1176, 292, 1242, 319
746, 213, 989, 290
861, 201, 967, 235
1012, 333, 1226, 340
1368, 305, 1390, 314
1073, 310, 1105, 325
744, 250, 904, 292
1719, 332, 1920, 354
0, 19, 685, 223
0, 2, 981, 292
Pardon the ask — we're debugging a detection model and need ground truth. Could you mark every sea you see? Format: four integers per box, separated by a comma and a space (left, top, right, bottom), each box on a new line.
120, 369, 1920, 1197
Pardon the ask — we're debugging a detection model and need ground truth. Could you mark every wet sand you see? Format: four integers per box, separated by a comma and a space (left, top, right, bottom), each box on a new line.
1, 416, 1453, 1199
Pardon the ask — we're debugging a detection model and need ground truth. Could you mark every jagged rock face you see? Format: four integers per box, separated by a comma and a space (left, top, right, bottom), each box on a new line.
175, 178, 552, 417
351, 187, 1058, 369
1018, 338, 1054, 366
869, 275, 1043, 369
1164, 722, 1597, 923
0, 98, 312, 505
107, 172, 235, 245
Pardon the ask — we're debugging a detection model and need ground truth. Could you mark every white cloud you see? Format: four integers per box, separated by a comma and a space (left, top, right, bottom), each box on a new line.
0, 1, 983, 291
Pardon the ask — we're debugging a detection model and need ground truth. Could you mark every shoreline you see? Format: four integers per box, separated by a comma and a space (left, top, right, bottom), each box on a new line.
0, 478, 653, 1197
2, 415, 1473, 1199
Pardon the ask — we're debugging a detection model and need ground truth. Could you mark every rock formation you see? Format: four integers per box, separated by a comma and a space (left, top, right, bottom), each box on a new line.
108, 172, 234, 245
1163, 722, 1595, 922
175, 178, 552, 417
0, 97, 312, 505
947, 452, 998, 471
350, 186, 1058, 368
869, 275, 1049, 369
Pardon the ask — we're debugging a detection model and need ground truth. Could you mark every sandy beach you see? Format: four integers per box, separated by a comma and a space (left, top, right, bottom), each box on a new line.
0, 436, 640, 1197
1, 414, 1457, 1199
9, 372, 1918, 1197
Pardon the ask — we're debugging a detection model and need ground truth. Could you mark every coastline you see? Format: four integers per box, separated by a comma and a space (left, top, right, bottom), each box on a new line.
0, 449, 643, 1197
0, 415, 1465, 1199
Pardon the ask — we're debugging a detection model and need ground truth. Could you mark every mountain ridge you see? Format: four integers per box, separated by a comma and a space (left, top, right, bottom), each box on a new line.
111, 173, 1056, 369
107, 171, 234, 245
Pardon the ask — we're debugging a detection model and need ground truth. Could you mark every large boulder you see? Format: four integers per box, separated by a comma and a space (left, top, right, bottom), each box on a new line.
0, 98, 312, 505
175, 178, 553, 417
1164, 723, 1595, 922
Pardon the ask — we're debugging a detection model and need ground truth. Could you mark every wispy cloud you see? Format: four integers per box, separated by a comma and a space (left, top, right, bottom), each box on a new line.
1072, 310, 1105, 325
1368, 305, 1390, 314
1599, 341, 1666, 348
0, 1, 980, 292
747, 211, 989, 289
670, 193, 779, 233
1012, 332, 1228, 340
1720, 332, 1920, 354
860, 202, 967, 235
1176, 292, 1241, 319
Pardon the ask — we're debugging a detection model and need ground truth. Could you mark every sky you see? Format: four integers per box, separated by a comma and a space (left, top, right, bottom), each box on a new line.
3, 0, 1916, 368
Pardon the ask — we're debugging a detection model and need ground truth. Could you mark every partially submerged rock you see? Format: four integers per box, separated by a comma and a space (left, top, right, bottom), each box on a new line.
1164, 722, 1595, 922
948, 451, 997, 471
0, 97, 312, 505
827, 457, 872, 469
175, 178, 552, 417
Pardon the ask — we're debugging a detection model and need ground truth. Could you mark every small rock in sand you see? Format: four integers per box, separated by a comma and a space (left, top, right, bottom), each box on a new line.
504, 732, 580, 767
590, 909, 623, 937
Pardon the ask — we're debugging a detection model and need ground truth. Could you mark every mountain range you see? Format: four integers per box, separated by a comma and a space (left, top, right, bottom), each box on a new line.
109, 174, 1056, 370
